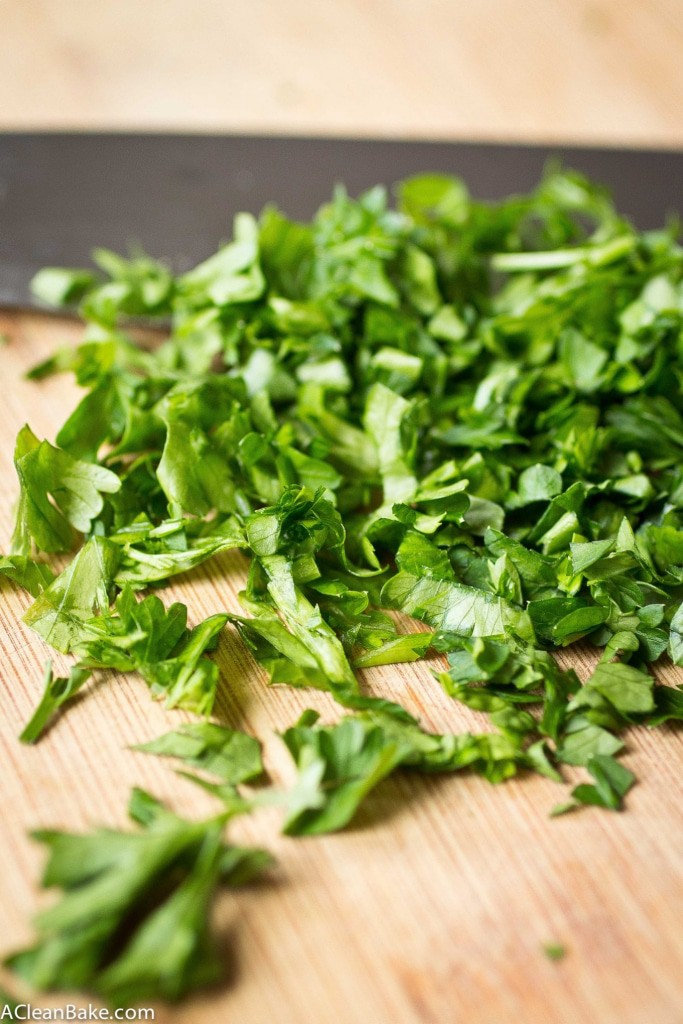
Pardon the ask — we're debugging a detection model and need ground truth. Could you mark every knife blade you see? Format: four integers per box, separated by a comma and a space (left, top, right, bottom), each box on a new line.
1, 133, 682, 309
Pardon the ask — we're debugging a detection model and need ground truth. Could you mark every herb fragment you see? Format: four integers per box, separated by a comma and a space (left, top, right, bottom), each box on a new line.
571, 754, 635, 811
12, 426, 120, 556
279, 711, 408, 835
20, 661, 91, 744
4, 790, 272, 1006
0, 555, 54, 597
133, 723, 264, 785
543, 942, 567, 961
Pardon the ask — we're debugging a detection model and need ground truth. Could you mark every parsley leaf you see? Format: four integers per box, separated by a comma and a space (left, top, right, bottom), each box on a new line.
23, 538, 119, 653
279, 711, 410, 835
570, 754, 636, 811
20, 662, 91, 744
133, 723, 264, 785
12, 426, 120, 555
78, 587, 228, 715
5, 791, 272, 1006
0, 555, 54, 597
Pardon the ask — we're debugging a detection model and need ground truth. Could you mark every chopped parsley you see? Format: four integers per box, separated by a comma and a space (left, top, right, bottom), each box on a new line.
3, 168, 683, 1004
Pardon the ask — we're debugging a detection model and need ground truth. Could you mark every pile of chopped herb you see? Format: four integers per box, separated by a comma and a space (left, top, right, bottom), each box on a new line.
4, 168, 683, 1005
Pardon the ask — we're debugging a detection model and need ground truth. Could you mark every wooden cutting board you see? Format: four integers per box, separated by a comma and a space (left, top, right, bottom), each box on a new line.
1, 310, 682, 1024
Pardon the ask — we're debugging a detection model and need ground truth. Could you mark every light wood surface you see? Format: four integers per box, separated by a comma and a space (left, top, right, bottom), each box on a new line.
0, 311, 682, 1024
2, 0, 683, 148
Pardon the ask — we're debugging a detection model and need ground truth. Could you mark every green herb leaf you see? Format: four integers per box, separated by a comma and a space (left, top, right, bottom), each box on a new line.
5, 793, 272, 1006
133, 723, 263, 785
20, 662, 91, 744
571, 754, 635, 811
12, 426, 120, 555
0, 555, 54, 597
280, 712, 408, 835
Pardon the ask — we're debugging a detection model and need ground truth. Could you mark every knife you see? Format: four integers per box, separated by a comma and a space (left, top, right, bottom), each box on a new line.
1, 133, 682, 310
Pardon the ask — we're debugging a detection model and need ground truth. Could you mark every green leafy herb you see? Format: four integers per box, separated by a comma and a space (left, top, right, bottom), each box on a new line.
582, 661, 654, 716
22, 538, 119, 653
20, 661, 91, 744
12, 426, 120, 555
133, 723, 264, 785
569, 754, 636, 811
6, 166, 683, 1006
279, 710, 408, 835
76, 586, 228, 714
0, 555, 54, 597
4, 790, 272, 1006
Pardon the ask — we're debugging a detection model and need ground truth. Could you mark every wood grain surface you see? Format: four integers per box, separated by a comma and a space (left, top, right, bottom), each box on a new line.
1, 311, 682, 1024
2, 0, 683, 149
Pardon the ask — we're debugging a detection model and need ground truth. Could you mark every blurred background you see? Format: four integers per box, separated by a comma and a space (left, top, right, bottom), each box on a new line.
2, 0, 682, 147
